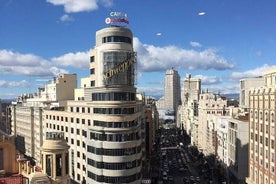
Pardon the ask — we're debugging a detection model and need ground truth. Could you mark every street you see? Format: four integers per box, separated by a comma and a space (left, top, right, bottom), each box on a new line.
150, 127, 220, 184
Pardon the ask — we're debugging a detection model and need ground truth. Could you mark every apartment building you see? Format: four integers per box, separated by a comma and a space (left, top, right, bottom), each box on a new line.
177, 74, 201, 136
183, 73, 201, 105
240, 77, 264, 111
246, 67, 276, 184
216, 114, 249, 183
196, 92, 228, 155
10, 73, 77, 167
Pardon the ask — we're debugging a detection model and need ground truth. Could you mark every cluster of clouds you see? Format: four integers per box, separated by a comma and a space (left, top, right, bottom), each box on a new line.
0, 37, 271, 97
0, 50, 68, 77
0, 80, 30, 88
46, 0, 113, 22
46, 0, 113, 13
134, 38, 234, 72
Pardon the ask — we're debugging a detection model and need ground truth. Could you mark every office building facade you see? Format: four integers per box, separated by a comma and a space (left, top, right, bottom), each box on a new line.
240, 77, 264, 111
246, 67, 276, 184
164, 69, 181, 113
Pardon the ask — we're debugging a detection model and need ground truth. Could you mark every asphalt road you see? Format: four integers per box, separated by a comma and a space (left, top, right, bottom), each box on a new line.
152, 127, 217, 184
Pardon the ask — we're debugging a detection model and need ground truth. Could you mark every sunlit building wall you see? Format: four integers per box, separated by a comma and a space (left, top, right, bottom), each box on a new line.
197, 92, 228, 155
10, 74, 77, 168
240, 77, 264, 111
246, 67, 276, 184
164, 69, 181, 112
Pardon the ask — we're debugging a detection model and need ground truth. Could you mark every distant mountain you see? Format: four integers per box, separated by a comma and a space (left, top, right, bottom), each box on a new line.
1, 99, 14, 103
222, 93, 239, 100
1, 99, 14, 111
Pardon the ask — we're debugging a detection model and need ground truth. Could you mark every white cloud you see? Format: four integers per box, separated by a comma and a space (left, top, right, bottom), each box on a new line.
0, 49, 68, 76
190, 41, 202, 48
193, 75, 222, 85
230, 64, 270, 80
133, 37, 234, 72
46, 0, 113, 13
201, 84, 240, 95
156, 32, 162, 36
0, 80, 30, 88
51, 51, 89, 69
60, 14, 74, 22
198, 12, 206, 16
137, 86, 164, 98
100, 0, 113, 7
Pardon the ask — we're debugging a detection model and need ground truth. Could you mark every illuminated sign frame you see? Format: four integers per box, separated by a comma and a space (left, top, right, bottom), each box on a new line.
103, 52, 136, 81
105, 11, 129, 26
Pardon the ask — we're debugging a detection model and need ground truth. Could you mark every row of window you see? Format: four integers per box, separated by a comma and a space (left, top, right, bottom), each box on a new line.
94, 120, 138, 128
251, 133, 275, 149
251, 110, 275, 122
87, 145, 141, 156
93, 107, 135, 115
102, 36, 132, 44
87, 171, 140, 183
251, 123, 275, 136
90, 132, 140, 142
92, 92, 135, 101
87, 158, 141, 170
46, 117, 90, 126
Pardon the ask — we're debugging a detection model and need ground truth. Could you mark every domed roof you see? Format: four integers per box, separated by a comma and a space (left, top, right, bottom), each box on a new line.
29, 172, 50, 184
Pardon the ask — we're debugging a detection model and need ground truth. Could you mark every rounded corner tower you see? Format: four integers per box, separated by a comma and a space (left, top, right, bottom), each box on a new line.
85, 13, 142, 184
89, 26, 136, 89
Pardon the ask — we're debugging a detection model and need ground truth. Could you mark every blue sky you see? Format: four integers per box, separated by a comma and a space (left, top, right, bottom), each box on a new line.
0, 0, 276, 99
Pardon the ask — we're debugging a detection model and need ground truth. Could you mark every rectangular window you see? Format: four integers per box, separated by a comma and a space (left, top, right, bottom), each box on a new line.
91, 80, 95, 87
260, 135, 263, 144
46, 155, 52, 176
56, 154, 62, 176
90, 68, 95, 75
90, 56, 94, 63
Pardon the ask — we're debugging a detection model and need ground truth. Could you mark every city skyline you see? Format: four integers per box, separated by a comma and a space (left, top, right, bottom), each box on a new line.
1, 0, 276, 99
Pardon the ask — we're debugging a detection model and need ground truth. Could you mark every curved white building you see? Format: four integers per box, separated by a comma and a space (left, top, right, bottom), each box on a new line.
85, 26, 142, 184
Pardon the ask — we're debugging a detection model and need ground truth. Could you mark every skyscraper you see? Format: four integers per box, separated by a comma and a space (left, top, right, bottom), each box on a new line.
164, 69, 181, 113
